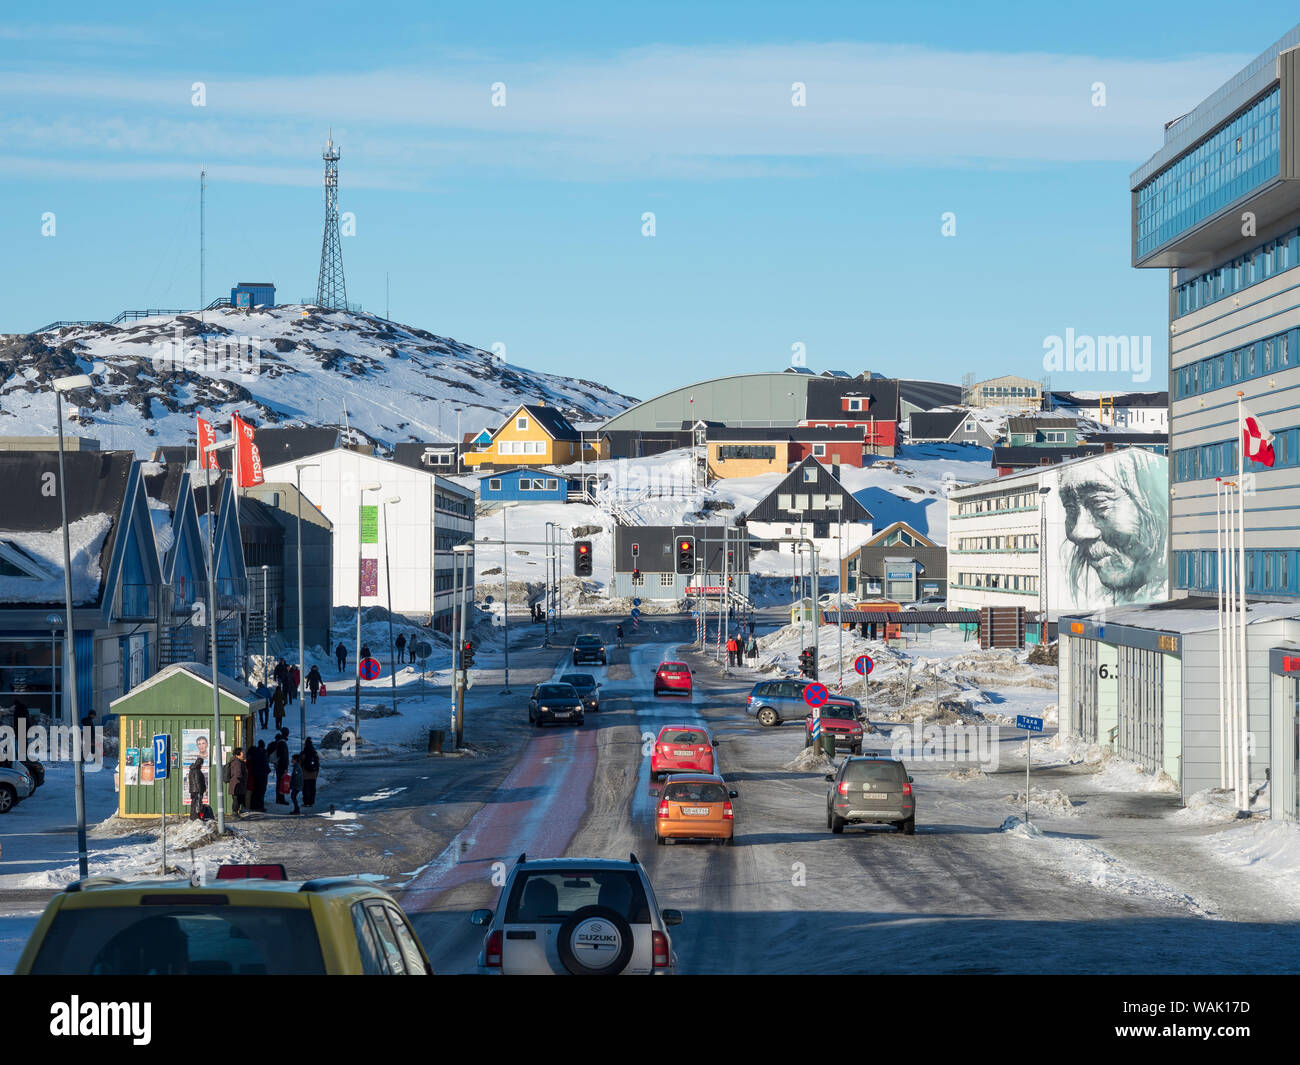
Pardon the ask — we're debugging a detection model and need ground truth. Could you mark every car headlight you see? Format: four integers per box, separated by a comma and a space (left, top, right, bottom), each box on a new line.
540, 705, 550, 711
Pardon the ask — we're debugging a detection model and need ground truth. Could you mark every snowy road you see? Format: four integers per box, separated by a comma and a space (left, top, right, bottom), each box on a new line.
400, 623, 1300, 974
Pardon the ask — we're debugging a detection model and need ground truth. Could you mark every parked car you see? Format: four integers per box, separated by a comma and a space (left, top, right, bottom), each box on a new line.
903, 596, 947, 611
559, 673, 601, 713
14, 876, 434, 974
650, 724, 716, 779
469, 854, 682, 974
656, 773, 737, 846
745, 679, 861, 727
528, 683, 585, 727
0, 761, 35, 813
825, 755, 915, 835
653, 661, 693, 697
572, 634, 607, 667
803, 703, 866, 753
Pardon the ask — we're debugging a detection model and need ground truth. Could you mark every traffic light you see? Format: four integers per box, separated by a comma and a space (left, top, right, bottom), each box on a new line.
632, 567, 641, 582
676, 536, 695, 575
462, 641, 476, 669
574, 540, 593, 577
798, 647, 817, 679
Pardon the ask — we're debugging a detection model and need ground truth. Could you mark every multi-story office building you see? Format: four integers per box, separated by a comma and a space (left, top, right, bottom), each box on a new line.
1132, 24, 1300, 601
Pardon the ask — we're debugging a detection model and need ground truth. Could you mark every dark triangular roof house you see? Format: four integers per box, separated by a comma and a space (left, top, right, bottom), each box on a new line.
740, 456, 873, 525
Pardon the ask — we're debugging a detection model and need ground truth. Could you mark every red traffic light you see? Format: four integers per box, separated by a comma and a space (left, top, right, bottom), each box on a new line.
578, 544, 590, 554
679, 540, 691, 550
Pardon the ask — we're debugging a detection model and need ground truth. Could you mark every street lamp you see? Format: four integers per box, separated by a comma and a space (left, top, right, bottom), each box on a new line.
382, 495, 401, 718
355, 481, 383, 738
203, 438, 236, 835
294, 461, 320, 742
52, 374, 92, 878
452, 543, 474, 748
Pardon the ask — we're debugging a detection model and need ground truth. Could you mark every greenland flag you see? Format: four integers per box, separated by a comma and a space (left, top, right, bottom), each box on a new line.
1241, 403, 1275, 467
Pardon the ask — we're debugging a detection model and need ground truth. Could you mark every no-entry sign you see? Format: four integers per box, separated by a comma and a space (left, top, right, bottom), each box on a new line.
855, 654, 874, 676
803, 682, 830, 707
359, 657, 381, 680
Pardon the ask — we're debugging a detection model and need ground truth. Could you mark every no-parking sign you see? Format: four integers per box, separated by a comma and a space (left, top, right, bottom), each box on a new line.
803, 682, 830, 708
359, 657, 381, 680
854, 654, 874, 676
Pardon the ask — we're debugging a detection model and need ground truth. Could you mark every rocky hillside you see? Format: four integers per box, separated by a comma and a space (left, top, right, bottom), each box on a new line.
0, 305, 636, 454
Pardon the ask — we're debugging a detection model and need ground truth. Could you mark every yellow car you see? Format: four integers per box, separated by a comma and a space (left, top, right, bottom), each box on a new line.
14, 875, 434, 975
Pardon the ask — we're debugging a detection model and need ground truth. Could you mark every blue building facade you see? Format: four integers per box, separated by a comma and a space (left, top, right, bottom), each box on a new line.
478, 468, 570, 503
230, 282, 276, 308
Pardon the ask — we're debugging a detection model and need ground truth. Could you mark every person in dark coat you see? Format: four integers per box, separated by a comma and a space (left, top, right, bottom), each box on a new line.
289, 755, 304, 815
226, 747, 247, 816
360, 644, 371, 662
274, 658, 288, 690
188, 756, 206, 820
255, 682, 270, 729
335, 642, 347, 673
300, 737, 320, 807
395, 633, 407, 663
271, 684, 287, 732
289, 664, 301, 704
248, 740, 269, 812
307, 665, 322, 704
269, 732, 290, 805
615, 624, 624, 648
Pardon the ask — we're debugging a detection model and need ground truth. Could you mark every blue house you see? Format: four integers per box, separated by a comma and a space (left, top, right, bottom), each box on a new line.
478, 467, 571, 504
230, 281, 276, 309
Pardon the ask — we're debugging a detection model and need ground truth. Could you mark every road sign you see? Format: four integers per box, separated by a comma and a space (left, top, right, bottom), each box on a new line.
547, 608, 555, 618
631, 608, 641, 619
632, 598, 641, 607
803, 682, 830, 708
1016, 715, 1043, 733
359, 657, 381, 681
152, 734, 169, 779
854, 654, 874, 676
411, 641, 432, 661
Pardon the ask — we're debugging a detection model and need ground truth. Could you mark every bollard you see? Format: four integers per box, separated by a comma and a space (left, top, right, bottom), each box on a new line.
428, 729, 445, 755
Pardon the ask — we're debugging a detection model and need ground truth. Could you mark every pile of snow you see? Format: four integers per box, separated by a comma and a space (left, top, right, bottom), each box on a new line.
0, 513, 111, 605
947, 766, 988, 782
999, 815, 1044, 838
1173, 788, 1246, 825
1091, 759, 1179, 794
1005, 787, 1079, 817
1203, 820, 1300, 893
783, 747, 838, 773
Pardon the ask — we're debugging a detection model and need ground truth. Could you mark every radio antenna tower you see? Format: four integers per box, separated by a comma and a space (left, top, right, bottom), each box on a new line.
315, 129, 348, 310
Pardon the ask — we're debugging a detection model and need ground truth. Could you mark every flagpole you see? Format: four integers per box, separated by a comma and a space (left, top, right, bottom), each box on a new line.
1215, 478, 1225, 790
1224, 481, 1237, 798
1235, 392, 1250, 816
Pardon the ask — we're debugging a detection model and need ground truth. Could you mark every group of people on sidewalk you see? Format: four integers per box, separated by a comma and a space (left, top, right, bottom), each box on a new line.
255, 660, 325, 732
725, 635, 759, 666
190, 731, 322, 819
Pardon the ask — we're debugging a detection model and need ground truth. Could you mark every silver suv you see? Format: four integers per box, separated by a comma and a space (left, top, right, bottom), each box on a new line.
470, 855, 682, 975
826, 755, 915, 835
0, 762, 35, 814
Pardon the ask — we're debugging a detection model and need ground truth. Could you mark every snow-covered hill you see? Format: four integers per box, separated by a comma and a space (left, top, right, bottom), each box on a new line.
0, 305, 636, 455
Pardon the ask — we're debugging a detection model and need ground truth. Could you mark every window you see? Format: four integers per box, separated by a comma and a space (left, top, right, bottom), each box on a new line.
1043, 430, 1067, 444
516, 417, 528, 430
487, 479, 501, 492
546, 478, 558, 490
659, 573, 676, 587
802, 469, 816, 483
848, 398, 862, 411
812, 444, 826, 457
717, 444, 777, 461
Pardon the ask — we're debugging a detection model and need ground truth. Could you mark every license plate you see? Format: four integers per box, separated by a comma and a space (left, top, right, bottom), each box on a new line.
674, 751, 694, 758
682, 807, 710, 816
555, 712, 571, 719
860, 791, 888, 800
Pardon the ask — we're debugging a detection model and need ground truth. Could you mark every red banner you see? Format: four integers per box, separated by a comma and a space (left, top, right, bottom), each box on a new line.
196, 416, 217, 469
232, 412, 265, 487
360, 558, 379, 598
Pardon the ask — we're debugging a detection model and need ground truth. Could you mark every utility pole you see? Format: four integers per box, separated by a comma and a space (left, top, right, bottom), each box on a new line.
355, 482, 382, 739
294, 462, 320, 743
500, 505, 512, 693
722, 524, 730, 673
383, 496, 400, 718
453, 544, 473, 749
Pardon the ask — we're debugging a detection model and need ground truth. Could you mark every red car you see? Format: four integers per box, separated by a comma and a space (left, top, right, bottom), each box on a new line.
651, 725, 716, 779
654, 661, 693, 696
803, 702, 865, 754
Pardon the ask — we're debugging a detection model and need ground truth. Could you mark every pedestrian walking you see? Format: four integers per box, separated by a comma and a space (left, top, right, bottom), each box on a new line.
271, 684, 287, 732
748, 618, 756, 639
188, 755, 206, 820
747, 637, 759, 661
289, 664, 301, 705
335, 641, 347, 673
395, 633, 407, 663
270, 732, 289, 805
248, 740, 269, 812
615, 624, 624, 648
255, 682, 270, 729
300, 737, 320, 807
289, 755, 304, 815
225, 747, 247, 817
307, 665, 322, 704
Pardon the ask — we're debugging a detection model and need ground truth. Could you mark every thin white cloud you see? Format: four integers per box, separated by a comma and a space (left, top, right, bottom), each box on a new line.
0, 42, 1254, 183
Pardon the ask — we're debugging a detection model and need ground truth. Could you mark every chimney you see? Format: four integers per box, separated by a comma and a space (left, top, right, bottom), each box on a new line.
831, 460, 841, 482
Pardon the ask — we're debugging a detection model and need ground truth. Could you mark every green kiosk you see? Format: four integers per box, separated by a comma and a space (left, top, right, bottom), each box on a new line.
110, 663, 257, 819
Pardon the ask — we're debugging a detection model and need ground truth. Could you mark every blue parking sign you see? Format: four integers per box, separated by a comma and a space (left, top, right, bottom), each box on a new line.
153, 734, 170, 779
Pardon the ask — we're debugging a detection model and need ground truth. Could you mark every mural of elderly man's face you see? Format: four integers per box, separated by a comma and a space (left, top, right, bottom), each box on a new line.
1058, 465, 1161, 596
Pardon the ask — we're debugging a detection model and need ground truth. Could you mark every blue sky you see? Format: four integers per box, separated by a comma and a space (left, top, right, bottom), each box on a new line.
3, 4, 1298, 400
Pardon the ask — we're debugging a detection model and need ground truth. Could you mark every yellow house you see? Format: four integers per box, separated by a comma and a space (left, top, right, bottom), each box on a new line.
463, 403, 607, 468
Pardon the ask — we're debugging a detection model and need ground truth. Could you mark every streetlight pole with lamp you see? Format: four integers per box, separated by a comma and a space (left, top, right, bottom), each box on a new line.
355, 482, 383, 739
50, 373, 92, 876
293, 462, 320, 742
202, 437, 236, 835
451, 543, 474, 749
1038, 486, 1051, 644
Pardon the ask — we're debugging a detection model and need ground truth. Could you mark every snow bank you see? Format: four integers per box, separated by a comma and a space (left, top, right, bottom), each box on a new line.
1203, 820, 1300, 893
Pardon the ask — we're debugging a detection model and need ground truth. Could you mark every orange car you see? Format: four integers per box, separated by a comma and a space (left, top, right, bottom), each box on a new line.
651, 724, 716, 778
655, 774, 737, 846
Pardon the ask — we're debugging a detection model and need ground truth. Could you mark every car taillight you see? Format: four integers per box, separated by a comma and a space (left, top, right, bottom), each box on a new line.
652, 930, 670, 968
657, 799, 670, 819
722, 801, 733, 820
485, 929, 503, 968
837, 781, 849, 795
903, 782, 913, 796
